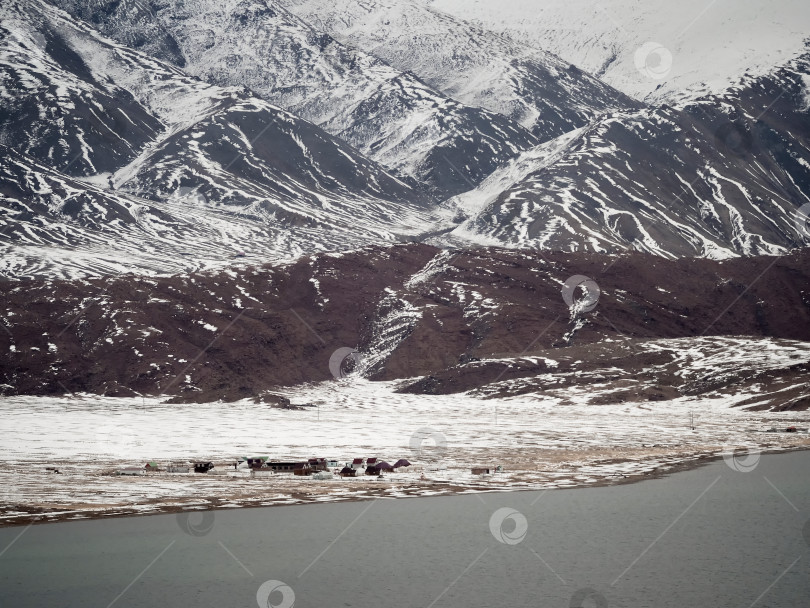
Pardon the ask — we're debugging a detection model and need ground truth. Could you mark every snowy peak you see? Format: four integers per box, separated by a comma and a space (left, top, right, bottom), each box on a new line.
2, 0, 809, 279
280, 0, 642, 139
323, 71, 540, 196
49, 0, 543, 197
119, 94, 431, 216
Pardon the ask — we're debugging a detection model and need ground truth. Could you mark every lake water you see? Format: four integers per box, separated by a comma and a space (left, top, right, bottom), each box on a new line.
1, 451, 808, 608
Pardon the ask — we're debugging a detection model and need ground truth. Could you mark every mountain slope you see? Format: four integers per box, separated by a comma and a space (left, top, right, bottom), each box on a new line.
280, 0, 641, 138
437, 51, 810, 257
0, 146, 292, 279
0, 14, 163, 176
429, 0, 810, 105
48, 0, 541, 197
0, 0, 444, 279
1, 244, 810, 408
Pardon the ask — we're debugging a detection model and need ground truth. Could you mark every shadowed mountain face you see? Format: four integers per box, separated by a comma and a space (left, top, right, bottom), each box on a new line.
0, 17, 163, 176
2, 244, 809, 408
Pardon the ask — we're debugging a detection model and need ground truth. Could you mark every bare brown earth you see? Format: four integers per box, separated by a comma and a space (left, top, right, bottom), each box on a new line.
1, 244, 810, 403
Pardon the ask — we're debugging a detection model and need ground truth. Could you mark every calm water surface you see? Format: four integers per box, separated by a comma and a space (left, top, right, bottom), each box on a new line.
1, 452, 809, 608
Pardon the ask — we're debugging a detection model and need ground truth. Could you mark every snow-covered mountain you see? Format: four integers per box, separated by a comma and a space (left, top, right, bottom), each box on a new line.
278, 0, 640, 138
274, 0, 810, 257
0, 148, 310, 280
429, 0, 810, 105
0, 10, 163, 176
3, 0, 810, 280
436, 51, 810, 257
49, 0, 542, 197
0, 0, 445, 279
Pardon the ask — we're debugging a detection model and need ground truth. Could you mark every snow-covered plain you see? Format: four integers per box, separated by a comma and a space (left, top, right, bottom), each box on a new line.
1, 375, 808, 525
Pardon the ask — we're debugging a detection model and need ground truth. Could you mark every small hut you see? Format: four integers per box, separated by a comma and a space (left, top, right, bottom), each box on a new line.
471, 467, 491, 475
339, 467, 356, 477
118, 467, 145, 476
252, 469, 275, 478
246, 457, 269, 470
376, 461, 394, 473
308, 458, 328, 471
194, 462, 214, 474
144, 461, 159, 471
351, 458, 365, 470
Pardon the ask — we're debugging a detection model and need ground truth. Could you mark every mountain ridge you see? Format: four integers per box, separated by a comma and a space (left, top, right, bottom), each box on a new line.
436, 49, 810, 257
0, 0, 446, 279
48, 0, 547, 198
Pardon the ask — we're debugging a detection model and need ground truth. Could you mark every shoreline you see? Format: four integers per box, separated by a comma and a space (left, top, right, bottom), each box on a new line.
3, 386, 809, 530
3, 444, 807, 529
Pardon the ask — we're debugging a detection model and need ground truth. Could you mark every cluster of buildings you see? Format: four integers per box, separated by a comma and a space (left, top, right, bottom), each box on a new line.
338, 457, 412, 477
116, 456, 413, 477
245, 456, 412, 477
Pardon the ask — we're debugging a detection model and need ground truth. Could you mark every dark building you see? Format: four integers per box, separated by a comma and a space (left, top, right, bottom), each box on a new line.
268, 461, 309, 473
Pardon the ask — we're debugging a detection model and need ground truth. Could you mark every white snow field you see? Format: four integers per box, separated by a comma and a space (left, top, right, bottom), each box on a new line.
1, 357, 808, 525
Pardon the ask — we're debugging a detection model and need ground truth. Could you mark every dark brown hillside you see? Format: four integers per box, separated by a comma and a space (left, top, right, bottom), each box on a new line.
1, 244, 809, 401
